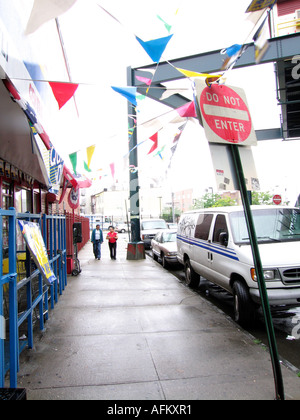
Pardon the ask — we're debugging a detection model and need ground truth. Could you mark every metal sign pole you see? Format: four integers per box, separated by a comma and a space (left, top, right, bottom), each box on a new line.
126, 67, 145, 260
230, 144, 285, 401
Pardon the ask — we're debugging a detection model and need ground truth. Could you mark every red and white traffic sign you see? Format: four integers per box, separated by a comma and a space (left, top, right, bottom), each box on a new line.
195, 80, 257, 146
273, 195, 282, 206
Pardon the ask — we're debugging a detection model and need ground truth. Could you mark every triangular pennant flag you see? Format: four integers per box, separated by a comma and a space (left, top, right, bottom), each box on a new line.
135, 35, 173, 63
26, 0, 78, 35
253, 15, 270, 64
69, 152, 77, 175
59, 175, 69, 204
154, 145, 166, 160
175, 67, 222, 80
148, 133, 159, 155
135, 75, 152, 86
157, 15, 172, 33
110, 163, 115, 179
84, 162, 92, 173
49, 82, 79, 109
112, 86, 137, 106
176, 102, 197, 118
86, 145, 96, 169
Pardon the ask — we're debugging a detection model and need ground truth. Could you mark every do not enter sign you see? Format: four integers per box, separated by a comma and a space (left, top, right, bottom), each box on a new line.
195, 80, 257, 146
273, 195, 282, 205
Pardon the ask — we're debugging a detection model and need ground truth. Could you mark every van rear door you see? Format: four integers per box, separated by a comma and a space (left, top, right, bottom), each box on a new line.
207, 214, 235, 291
192, 213, 214, 278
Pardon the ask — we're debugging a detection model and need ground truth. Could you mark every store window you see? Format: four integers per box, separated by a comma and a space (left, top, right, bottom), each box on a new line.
15, 188, 32, 214
2, 181, 13, 256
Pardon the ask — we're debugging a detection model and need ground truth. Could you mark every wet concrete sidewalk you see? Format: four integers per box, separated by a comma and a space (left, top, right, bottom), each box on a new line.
18, 236, 300, 400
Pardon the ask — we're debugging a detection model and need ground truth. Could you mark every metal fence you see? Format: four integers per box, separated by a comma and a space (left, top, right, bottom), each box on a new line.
0, 208, 67, 388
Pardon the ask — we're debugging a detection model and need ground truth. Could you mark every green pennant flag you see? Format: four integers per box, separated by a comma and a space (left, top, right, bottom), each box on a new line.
157, 15, 172, 33
69, 152, 77, 175
84, 161, 92, 173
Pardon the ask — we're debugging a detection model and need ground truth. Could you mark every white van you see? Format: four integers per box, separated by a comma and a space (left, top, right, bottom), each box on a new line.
177, 206, 300, 326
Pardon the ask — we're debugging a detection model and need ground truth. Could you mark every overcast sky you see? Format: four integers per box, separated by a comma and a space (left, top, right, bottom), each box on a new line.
39, 0, 300, 204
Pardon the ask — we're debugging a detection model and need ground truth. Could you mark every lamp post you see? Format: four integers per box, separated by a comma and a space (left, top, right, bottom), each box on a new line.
127, 67, 145, 260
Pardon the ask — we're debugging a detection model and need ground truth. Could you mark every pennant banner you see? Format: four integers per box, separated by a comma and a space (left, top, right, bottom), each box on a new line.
86, 145, 96, 169
26, 0, 78, 35
148, 133, 159, 155
112, 86, 137, 106
135, 35, 173, 63
49, 82, 79, 110
69, 152, 77, 175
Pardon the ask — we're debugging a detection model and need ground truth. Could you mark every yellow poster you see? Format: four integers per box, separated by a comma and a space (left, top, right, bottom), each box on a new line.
18, 220, 56, 286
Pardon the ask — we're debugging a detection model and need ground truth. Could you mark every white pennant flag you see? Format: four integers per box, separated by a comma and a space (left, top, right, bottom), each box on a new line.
25, 0, 78, 35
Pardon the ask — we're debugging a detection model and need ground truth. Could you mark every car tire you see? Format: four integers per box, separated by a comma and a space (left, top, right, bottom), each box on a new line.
184, 259, 200, 288
153, 251, 158, 262
233, 280, 257, 328
162, 254, 169, 269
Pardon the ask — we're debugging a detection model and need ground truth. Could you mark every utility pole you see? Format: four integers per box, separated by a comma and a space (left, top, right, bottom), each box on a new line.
126, 67, 145, 260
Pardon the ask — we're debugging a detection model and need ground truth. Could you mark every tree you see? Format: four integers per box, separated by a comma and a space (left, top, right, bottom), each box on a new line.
251, 191, 273, 205
193, 193, 237, 209
213, 196, 237, 207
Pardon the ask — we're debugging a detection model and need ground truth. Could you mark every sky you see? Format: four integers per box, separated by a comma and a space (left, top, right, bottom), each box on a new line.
32, 0, 300, 205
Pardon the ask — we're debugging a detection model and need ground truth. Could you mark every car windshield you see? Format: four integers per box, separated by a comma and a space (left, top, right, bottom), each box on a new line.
142, 221, 167, 230
162, 232, 177, 243
230, 208, 300, 245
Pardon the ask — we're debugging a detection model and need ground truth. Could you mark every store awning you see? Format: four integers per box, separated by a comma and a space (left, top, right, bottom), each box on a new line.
0, 80, 50, 188
1, 77, 78, 194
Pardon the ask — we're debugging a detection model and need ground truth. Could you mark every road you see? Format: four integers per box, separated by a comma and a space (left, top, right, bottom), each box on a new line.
146, 250, 300, 372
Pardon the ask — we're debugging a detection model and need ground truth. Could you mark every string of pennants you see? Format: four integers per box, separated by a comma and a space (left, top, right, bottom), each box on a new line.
22, 0, 278, 206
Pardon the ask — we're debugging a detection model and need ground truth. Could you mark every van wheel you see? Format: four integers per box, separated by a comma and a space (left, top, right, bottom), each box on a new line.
184, 259, 200, 288
233, 280, 257, 328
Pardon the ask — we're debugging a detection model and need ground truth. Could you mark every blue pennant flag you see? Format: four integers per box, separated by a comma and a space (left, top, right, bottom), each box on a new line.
112, 86, 137, 107
135, 35, 173, 63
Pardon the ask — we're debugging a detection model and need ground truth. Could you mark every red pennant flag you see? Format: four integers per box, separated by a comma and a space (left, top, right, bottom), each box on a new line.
148, 133, 158, 155
176, 101, 197, 118
49, 82, 79, 109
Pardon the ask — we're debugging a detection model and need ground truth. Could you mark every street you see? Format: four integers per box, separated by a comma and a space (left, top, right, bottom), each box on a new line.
146, 247, 300, 372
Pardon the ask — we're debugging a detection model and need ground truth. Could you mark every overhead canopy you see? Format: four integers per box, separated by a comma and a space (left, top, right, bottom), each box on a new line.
0, 80, 50, 187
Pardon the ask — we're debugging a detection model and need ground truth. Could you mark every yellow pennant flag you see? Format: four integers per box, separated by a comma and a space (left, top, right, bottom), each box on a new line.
175, 67, 222, 80
86, 145, 96, 169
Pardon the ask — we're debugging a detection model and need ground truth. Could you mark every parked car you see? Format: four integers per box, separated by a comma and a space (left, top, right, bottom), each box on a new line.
167, 223, 178, 229
116, 223, 128, 233
177, 206, 300, 327
151, 230, 178, 268
141, 219, 168, 249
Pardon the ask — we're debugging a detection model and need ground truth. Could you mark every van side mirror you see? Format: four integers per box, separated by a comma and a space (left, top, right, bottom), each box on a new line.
219, 232, 228, 247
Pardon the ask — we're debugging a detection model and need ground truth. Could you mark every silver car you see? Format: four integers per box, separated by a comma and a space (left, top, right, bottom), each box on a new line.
151, 230, 178, 268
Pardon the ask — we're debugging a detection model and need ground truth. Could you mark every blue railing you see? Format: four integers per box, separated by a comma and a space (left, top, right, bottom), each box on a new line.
0, 208, 67, 388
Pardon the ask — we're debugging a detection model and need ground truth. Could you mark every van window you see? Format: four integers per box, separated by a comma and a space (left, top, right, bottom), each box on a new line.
195, 214, 213, 241
213, 215, 228, 243
230, 208, 300, 245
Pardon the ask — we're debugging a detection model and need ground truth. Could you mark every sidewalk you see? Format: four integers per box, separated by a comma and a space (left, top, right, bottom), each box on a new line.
18, 236, 300, 400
